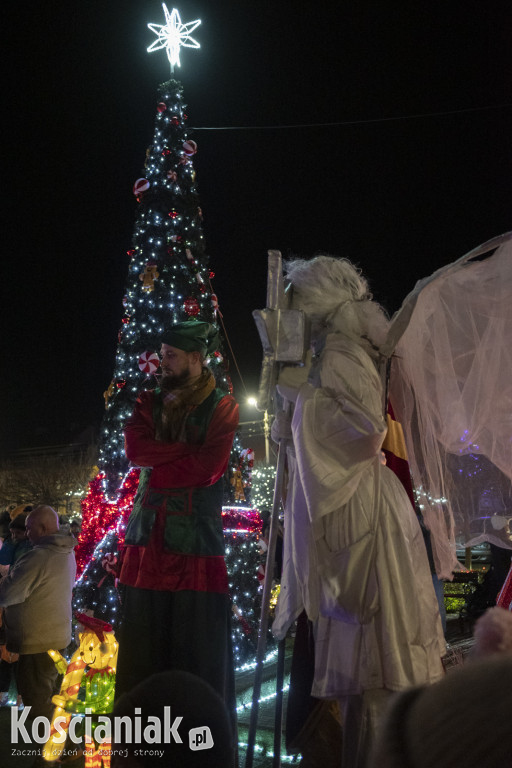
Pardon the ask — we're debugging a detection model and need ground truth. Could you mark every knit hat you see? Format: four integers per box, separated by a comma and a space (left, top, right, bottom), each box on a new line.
161, 319, 219, 357
10, 503, 33, 521
0, 510, 11, 539
112, 670, 234, 767
371, 657, 512, 768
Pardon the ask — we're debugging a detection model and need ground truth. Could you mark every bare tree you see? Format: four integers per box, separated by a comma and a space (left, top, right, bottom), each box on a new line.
0, 444, 97, 513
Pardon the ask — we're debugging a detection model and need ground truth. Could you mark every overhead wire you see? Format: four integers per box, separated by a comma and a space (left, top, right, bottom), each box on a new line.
192, 102, 512, 131
201, 100, 512, 398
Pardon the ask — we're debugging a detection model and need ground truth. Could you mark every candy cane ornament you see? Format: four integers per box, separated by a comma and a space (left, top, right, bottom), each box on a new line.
43, 650, 87, 762
138, 351, 160, 375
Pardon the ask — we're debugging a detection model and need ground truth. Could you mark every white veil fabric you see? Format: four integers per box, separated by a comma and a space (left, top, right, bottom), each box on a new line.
385, 233, 512, 579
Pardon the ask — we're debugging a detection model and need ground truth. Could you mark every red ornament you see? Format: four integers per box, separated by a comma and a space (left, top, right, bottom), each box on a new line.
127, 249, 136, 258
97, 554, 118, 588
182, 140, 197, 157
133, 178, 149, 196
138, 351, 160, 375
211, 294, 219, 312
116, 379, 126, 389
171, 115, 180, 125
209, 271, 215, 279
161, 148, 172, 157
240, 448, 255, 468
157, 102, 167, 113
497, 564, 512, 610
183, 297, 200, 316
168, 210, 179, 219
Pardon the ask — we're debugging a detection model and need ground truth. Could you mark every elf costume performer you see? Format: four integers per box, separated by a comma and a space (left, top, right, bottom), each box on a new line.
115, 320, 239, 738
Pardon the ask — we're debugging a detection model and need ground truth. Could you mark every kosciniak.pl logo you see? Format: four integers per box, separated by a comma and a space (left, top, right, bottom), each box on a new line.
11, 706, 214, 750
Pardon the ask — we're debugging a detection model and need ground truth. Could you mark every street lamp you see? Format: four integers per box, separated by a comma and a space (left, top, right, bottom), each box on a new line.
246, 397, 270, 464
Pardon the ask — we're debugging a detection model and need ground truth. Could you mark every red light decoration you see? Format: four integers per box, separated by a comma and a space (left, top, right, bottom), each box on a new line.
76, 470, 140, 576
183, 296, 200, 316
77, 477, 262, 577
222, 507, 262, 536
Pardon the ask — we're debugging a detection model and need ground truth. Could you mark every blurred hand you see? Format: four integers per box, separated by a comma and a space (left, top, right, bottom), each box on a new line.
271, 411, 293, 442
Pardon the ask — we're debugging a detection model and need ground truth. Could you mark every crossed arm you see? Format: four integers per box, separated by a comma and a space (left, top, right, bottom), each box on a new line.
124, 391, 239, 488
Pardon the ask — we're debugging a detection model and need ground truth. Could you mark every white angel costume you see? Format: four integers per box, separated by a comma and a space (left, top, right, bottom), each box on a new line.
273, 332, 445, 699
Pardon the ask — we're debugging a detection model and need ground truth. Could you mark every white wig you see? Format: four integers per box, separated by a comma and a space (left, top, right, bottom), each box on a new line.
285, 255, 389, 352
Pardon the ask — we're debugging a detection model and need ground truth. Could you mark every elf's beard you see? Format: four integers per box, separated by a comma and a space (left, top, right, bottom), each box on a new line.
159, 367, 191, 391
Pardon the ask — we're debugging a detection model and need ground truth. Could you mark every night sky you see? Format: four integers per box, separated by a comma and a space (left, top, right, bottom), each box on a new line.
2, 0, 511, 453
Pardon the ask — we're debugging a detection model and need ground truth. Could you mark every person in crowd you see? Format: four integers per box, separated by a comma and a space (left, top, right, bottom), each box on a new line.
58, 515, 71, 534
0, 510, 11, 543
0, 505, 76, 720
115, 319, 239, 745
70, 519, 81, 539
0, 510, 13, 579
472, 604, 512, 659
0, 510, 33, 567
370, 656, 512, 767
111, 670, 235, 767
0, 507, 33, 705
272, 256, 445, 768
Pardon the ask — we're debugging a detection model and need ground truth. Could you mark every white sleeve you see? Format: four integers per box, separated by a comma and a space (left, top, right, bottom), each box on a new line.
292, 345, 387, 519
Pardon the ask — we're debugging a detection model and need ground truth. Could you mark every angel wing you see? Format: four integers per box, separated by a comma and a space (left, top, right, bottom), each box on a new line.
384, 232, 512, 579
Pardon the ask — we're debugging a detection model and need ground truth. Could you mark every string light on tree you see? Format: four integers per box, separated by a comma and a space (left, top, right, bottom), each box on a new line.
147, 5, 201, 73
251, 463, 277, 511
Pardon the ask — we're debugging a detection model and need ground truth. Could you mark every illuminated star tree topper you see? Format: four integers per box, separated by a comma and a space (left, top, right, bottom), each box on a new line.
147, 4, 201, 73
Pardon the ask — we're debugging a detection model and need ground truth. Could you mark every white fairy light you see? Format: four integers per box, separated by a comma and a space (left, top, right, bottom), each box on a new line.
147, 5, 201, 73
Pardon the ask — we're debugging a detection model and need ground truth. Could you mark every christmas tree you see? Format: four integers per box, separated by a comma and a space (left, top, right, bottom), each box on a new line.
73, 74, 228, 568
102, 76, 224, 494
73, 10, 266, 664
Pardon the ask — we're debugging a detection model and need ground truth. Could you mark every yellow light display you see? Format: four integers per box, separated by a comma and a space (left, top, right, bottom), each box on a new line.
43, 616, 118, 766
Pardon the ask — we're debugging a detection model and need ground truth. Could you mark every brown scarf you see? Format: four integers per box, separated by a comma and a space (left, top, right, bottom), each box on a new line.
156, 368, 216, 442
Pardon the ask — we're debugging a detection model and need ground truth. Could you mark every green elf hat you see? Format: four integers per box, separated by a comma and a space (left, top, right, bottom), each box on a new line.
161, 319, 219, 357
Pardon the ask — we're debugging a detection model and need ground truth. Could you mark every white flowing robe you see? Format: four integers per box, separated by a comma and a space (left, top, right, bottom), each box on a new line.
273, 333, 445, 698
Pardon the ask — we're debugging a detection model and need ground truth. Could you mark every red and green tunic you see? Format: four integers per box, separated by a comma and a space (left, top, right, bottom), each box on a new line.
119, 386, 239, 593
